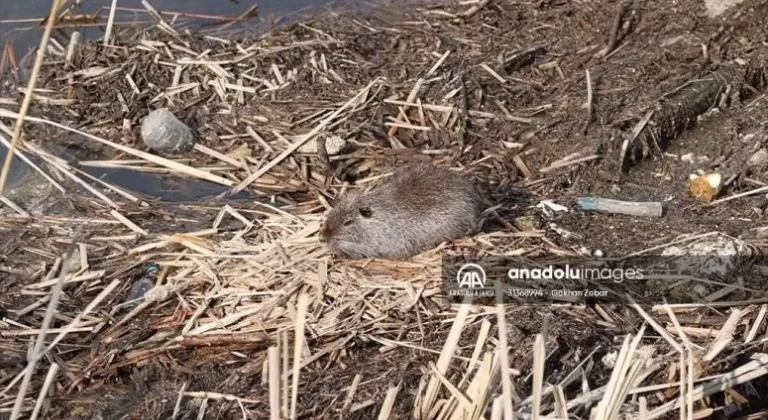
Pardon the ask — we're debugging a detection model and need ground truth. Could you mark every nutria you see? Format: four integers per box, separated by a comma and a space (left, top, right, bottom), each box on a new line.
319, 162, 486, 259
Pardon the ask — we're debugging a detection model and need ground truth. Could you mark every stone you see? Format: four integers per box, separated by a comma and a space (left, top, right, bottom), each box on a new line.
660, 234, 751, 278
140, 108, 195, 154
747, 148, 768, 169
704, 0, 745, 18
513, 215, 542, 231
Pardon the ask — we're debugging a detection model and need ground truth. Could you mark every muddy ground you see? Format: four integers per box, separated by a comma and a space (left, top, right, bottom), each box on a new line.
3, 0, 768, 418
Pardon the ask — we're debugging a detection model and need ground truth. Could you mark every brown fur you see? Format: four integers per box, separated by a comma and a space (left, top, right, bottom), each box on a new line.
319, 163, 486, 260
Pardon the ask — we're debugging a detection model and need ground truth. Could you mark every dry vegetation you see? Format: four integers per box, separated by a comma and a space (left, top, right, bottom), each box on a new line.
2, 0, 768, 419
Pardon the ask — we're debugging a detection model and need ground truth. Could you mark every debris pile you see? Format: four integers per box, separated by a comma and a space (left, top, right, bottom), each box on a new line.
1, 0, 768, 418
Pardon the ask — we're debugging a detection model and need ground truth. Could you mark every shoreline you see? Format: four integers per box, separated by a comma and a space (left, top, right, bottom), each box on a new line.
2, 0, 768, 418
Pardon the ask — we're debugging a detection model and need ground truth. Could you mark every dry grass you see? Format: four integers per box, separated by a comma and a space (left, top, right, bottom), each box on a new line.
2, 0, 768, 419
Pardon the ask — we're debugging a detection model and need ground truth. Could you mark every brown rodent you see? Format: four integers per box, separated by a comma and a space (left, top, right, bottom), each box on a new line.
319, 162, 486, 259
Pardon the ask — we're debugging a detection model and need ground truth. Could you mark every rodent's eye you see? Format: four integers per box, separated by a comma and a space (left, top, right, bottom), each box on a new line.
342, 218, 354, 226
358, 207, 373, 218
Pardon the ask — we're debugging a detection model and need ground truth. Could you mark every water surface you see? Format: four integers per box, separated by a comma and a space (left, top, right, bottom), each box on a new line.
1, 0, 338, 53
0, 0, 338, 202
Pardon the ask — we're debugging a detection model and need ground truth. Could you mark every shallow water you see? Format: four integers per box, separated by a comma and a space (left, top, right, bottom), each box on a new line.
1, 0, 338, 53
0, 0, 337, 203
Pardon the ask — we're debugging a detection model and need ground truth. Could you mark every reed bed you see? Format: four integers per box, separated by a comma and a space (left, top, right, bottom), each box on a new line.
2, 0, 768, 418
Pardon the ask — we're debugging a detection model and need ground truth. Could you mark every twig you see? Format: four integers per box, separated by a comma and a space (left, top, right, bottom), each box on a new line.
29, 363, 59, 420
594, 0, 630, 59
290, 293, 309, 420
269, 346, 281, 420
103, 0, 119, 46
577, 196, 663, 217
65, 31, 80, 65
460, 0, 490, 18
456, 70, 470, 153
3, 278, 120, 398
709, 185, 768, 205
539, 154, 601, 173
171, 382, 189, 420
532, 334, 545, 420
377, 385, 400, 420
420, 301, 471, 418
342, 374, 362, 412
582, 69, 593, 134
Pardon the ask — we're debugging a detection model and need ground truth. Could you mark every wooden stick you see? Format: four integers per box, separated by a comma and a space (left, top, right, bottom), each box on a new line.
497, 302, 515, 420
171, 382, 189, 420
29, 363, 59, 420
532, 334, 545, 420
377, 385, 401, 420
710, 185, 768, 205
0, 0, 62, 196
595, 0, 629, 59
103, 0, 119, 46
268, 346, 281, 420
290, 293, 310, 420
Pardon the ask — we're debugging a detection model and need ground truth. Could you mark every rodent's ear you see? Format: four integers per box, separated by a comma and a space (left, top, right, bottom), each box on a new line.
358, 207, 373, 218
335, 189, 362, 207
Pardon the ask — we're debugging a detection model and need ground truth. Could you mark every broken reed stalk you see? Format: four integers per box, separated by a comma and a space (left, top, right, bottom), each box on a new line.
582, 69, 593, 134
532, 334, 545, 420
9, 225, 78, 420
419, 300, 471, 418
28, 363, 59, 420
0, 0, 61, 196
2, 279, 121, 398
496, 302, 515, 420
289, 293, 309, 420
104, 0, 119, 46
594, 0, 629, 59
171, 382, 188, 420
268, 346, 281, 420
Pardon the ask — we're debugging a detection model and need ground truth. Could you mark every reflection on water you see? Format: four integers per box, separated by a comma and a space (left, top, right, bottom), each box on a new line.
1, 0, 338, 53
0, 142, 31, 189
0, 141, 251, 203
79, 165, 252, 202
